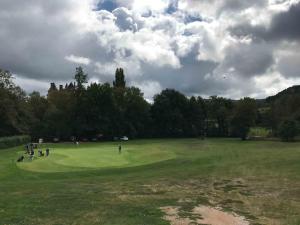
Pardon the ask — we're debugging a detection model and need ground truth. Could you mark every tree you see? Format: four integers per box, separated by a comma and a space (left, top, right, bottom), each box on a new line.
206, 96, 233, 137
113, 68, 126, 88
84, 83, 116, 138
278, 119, 298, 142
123, 87, 151, 138
27, 91, 49, 139
74, 67, 88, 89
0, 68, 30, 136
187, 96, 206, 137
48, 83, 58, 93
0, 69, 14, 90
231, 98, 257, 140
151, 89, 189, 137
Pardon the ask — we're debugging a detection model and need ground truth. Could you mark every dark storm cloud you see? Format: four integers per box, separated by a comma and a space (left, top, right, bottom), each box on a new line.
135, 51, 221, 96
269, 2, 300, 40
229, 2, 300, 41
228, 23, 267, 41
223, 43, 274, 77
0, 1, 76, 80
0, 0, 109, 83
277, 53, 300, 78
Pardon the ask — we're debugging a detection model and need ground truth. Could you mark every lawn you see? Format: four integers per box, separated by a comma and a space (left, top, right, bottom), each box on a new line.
0, 139, 299, 225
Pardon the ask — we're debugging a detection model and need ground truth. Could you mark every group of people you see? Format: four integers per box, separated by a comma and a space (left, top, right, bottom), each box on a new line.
17, 143, 50, 162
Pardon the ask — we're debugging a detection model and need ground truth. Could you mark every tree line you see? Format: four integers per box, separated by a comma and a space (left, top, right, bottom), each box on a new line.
0, 67, 299, 141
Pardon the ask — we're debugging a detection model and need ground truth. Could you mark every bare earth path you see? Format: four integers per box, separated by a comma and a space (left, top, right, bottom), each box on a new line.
161, 205, 249, 225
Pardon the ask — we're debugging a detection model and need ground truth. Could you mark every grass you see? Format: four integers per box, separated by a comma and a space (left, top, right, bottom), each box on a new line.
17, 142, 176, 172
0, 138, 299, 225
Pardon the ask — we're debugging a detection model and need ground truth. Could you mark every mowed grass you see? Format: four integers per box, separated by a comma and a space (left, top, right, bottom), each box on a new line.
0, 139, 299, 225
17, 143, 176, 172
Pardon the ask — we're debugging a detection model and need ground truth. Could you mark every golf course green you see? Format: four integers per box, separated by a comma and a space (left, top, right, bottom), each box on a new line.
0, 139, 299, 225
17, 142, 176, 172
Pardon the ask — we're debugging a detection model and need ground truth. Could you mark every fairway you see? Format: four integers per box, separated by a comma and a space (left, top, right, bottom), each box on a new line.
17, 143, 176, 172
0, 139, 300, 225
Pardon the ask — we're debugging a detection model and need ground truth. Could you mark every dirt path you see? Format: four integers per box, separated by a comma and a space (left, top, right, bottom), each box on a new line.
160, 205, 249, 225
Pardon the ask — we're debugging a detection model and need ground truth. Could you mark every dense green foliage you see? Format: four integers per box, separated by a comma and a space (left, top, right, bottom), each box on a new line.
231, 98, 257, 140
0, 139, 299, 224
0, 135, 31, 149
1, 66, 299, 141
278, 119, 299, 141
248, 127, 271, 138
0, 69, 30, 136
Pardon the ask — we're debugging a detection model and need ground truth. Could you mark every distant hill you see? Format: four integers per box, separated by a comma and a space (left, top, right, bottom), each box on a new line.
266, 85, 300, 102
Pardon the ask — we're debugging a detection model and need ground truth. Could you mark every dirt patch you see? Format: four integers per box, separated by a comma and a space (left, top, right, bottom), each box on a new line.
194, 206, 249, 225
160, 205, 249, 225
160, 206, 194, 225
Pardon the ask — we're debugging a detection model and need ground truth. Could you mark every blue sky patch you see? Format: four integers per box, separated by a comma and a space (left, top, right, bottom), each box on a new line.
96, 0, 118, 12
166, 0, 178, 14
185, 14, 202, 23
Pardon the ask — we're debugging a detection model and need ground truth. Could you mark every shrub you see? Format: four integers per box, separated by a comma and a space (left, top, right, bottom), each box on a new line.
278, 120, 298, 142
248, 127, 271, 138
0, 135, 31, 149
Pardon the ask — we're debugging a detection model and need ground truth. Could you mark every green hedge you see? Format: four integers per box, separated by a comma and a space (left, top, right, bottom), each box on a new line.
248, 127, 271, 137
0, 135, 31, 149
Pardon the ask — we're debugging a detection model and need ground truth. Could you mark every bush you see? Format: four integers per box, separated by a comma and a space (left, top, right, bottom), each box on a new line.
248, 127, 271, 138
278, 120, 298, 142
0, 135, 31, 149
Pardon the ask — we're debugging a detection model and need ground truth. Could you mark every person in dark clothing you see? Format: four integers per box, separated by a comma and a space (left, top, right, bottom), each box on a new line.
17, 155, 24, 162
38, 149, 44, 157
118, 145, 122, 154
25, 144, 29, 154
29, 149, 34, 160
46, 148, 50, 156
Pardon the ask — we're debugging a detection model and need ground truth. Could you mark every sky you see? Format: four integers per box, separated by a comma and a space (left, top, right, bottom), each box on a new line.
0, 0, 300, 100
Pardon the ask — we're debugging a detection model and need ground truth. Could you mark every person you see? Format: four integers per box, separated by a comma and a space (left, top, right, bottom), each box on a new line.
25, 144, 29, 154
46, 148, 50, 156
30, 149, 35, 160
17, 155, 24, 162
38, 149, 44, 157
118, 145, 122, 154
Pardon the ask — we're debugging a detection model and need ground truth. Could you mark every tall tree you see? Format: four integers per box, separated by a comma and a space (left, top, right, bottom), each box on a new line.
151, 89, 189, 137
0, 69, 30, 136
186, 96, 206, 137
74, 67, 88, 89
231, 97, 257, 140
123, 87, 151, 138
206, 96, 233, 137
113, 68, 126, 88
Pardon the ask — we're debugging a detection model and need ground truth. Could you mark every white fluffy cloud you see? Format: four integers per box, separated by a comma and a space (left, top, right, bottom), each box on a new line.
0, 0, 300, 99
65, 55, 91, 65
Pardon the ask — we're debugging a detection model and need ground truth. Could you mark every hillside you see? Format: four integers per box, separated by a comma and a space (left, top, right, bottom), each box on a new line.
266, 85, 300, 102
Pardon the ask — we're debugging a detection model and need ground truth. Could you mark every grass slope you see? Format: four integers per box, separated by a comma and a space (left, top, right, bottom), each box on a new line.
0, 139, 299, 225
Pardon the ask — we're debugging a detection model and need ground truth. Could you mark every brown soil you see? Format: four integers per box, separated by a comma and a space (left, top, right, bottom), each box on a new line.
160, 205, 249, 225
194, 206, 249, 225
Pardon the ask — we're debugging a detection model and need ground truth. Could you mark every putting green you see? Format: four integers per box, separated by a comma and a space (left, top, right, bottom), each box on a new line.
17, 142, 177, 172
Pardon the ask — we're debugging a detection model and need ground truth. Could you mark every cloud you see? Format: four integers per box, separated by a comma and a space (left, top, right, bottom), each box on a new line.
65, 55, 91, 65
268, 1, 300, 40
0, 0, 299, 100
229, 1, 300, 41
221, 42, 274, 77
